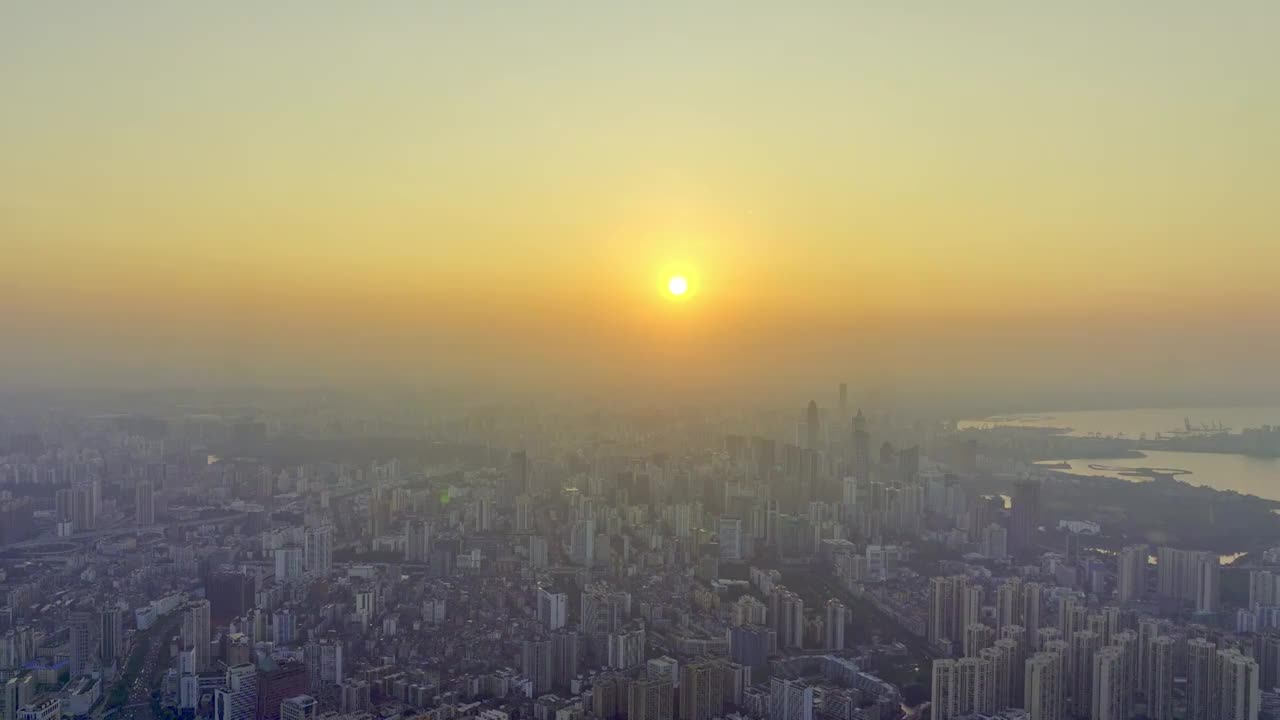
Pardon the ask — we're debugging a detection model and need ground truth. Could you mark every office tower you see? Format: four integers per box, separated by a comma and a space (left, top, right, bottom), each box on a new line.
135, 481, 155, 526
1091, 647, 1126, 720
275, 545, 303, 583
1218, 648, 1261, 720
770, 678, 814, 720
537, 586, 567, 630
1117, 545, 1147, 601
509, 450, 529, 495
966, 623, 995, 658
551, 631, 579, 691
571, 519, 595, 566
805, 401, 819, 450
99, 607, 123, 664
1025, 652, 1063, 720
851, 410, 870, 482
1148, 636, 1176, 720
959, 655, 997, 716
515, 494, 533, 532
68, 612, 92, 677
1188, 639, 1217, 720
679, 660, 724, 720
593, 674, 627, 720
404, 519, 430, 563
280, 696, 316, 720
1198, 555, 1221, 613
719, 518, 743, 562
521, 639, 553, 695
825, 600, 847, 650
215, 663, 259, 720
1262, 635, 1280, 697
1010, 479, 1041, 553
839, 383, 848, 417
257, 662, 308, 720
1070, 630, 1100, 718
184, 600, 211, 672
303, 525, 332, 576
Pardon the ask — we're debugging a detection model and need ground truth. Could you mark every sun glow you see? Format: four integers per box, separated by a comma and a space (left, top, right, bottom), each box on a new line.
667, 275, 689, 296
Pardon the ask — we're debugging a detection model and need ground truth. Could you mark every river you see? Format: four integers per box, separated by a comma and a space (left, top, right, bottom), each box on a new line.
963, 405, 1280, 501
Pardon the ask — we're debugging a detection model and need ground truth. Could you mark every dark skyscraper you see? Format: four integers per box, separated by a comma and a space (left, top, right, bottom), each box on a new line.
838, 383, 847, 418
1011, 479, 1041, 554
851, 410, 870, 482
804, 401, 819, 450
510, 450, 529, 496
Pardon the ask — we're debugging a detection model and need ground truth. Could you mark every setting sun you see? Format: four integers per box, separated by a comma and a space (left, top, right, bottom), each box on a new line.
667, 275, 689, 296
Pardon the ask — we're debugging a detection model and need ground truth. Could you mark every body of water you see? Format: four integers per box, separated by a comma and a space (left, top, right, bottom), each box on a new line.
963, 405, 1280, 501
1038, 450, 1280, 502
962, 405, 1280, 439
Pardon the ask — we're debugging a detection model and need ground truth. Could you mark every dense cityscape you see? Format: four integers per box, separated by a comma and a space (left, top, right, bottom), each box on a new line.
3, 391, 1280, 720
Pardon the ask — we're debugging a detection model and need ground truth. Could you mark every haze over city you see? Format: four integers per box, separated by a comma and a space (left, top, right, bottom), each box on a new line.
4, 9, 1280, 720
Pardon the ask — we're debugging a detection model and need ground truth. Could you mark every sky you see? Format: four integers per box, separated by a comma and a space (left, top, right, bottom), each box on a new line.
3, 2, 1278, 408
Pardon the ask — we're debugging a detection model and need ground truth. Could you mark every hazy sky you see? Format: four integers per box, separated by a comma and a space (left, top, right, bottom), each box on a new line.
3, 2, 1278, 405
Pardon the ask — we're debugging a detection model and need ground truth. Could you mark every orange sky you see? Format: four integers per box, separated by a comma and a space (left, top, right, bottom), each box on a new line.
2, 3, 1278, 404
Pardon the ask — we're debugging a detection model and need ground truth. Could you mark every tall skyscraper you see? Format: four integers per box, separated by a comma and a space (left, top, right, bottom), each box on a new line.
275, 545, 303, 583
719, 518, 743, 562
769, 678, 813, 720
929, 575, 978, 650
959, 655, 997, 716
99, 608, 123, 664
509, 450, 529, 496
804, 401, 819, 451
571, 519, 595, 566
303, 526, 332, 576
1147, 636, 1176, 720
404, 519, 430, 563
68, 612, 92, 677
1070, 630, 1100, 718
1091, 647, 1127, 720
1197, 555, 1221, 613
515, 494, 533, 532
838, 383, 847, 418
551, 631, 579, 691
1010, 479, 1040, 554
1024, 652, 1063, 720
1117, 545, 1147, 601
679, 660, 724, 720
965, 623, 995, 658
1187, 638, 1217, 720
851, 410, 870, 483
184, 600, 211, 673
135, 481, 155, 526
1218, 648, 1261, 720
824, 600, 847, 650
537, 587, 567, 630
628, 679, 673, 720
215, 663, 259, 720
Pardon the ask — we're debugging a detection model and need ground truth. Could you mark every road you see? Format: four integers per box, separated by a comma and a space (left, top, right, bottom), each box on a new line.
1, 513, 248, 551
